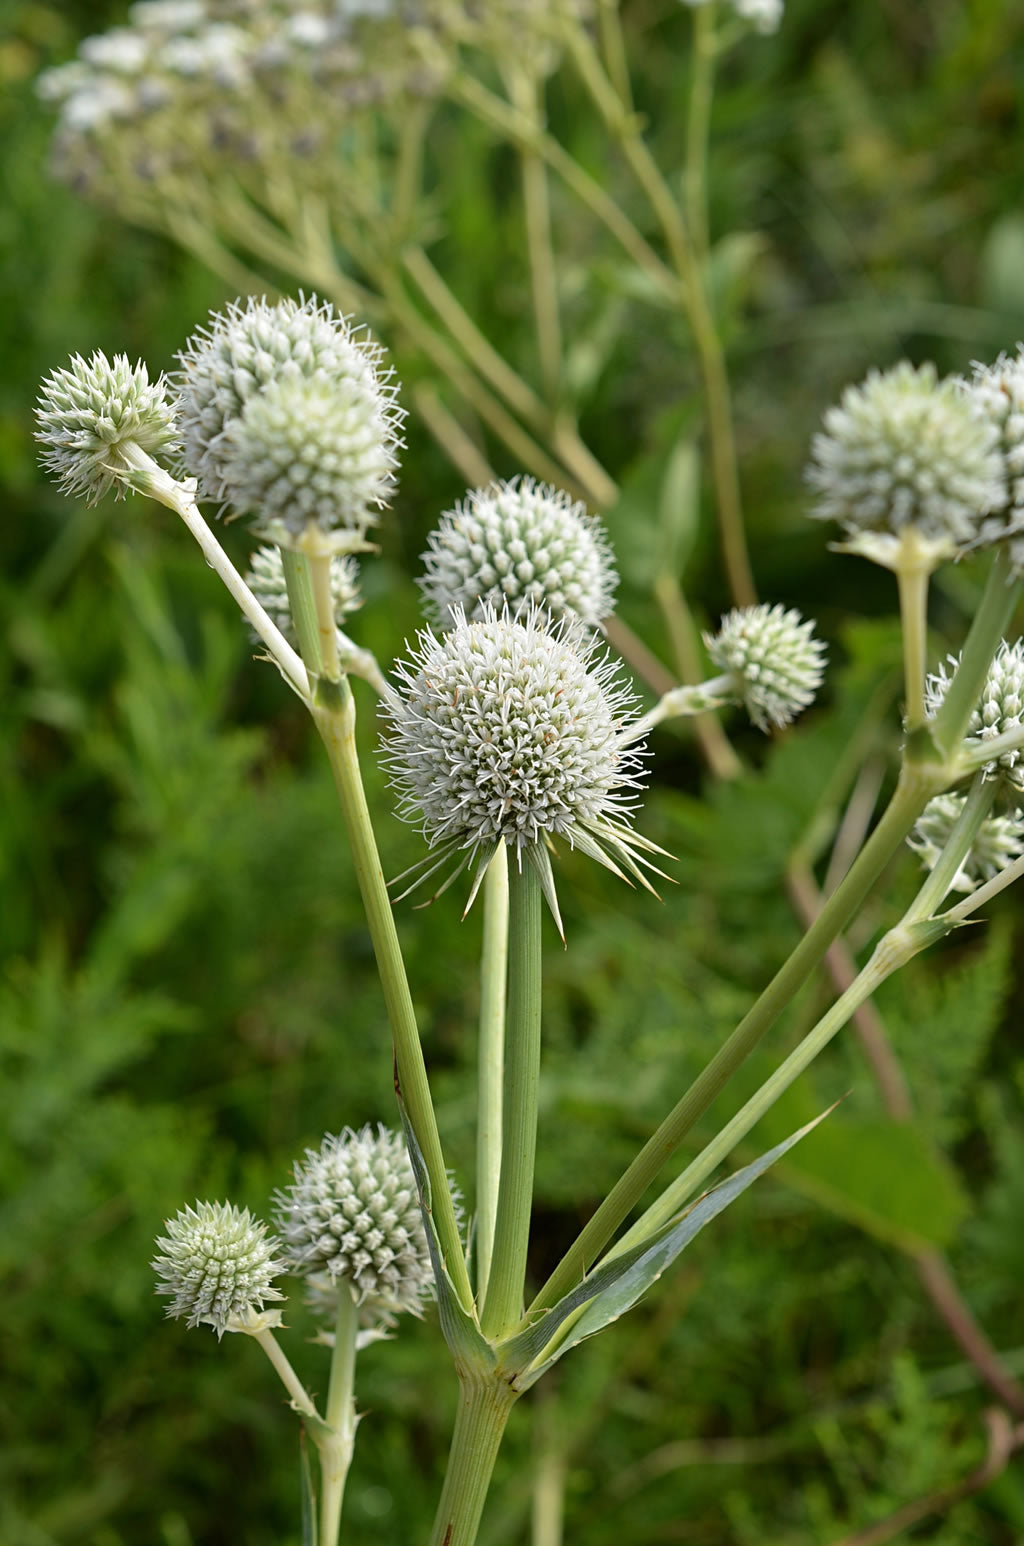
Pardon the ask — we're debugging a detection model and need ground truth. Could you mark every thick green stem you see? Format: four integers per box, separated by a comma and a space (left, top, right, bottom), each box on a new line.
428, 1372, 518, 1546
314, 684, 473, 1311
481, 859, 543, 1337
509, 69, 563, 405
904, 773, 995, 921
319, 1284, 360, 1546
896, 541, 932, 732
309, 551, 342, 682
476, 845, 510, 1302
528, 760, 944, 1316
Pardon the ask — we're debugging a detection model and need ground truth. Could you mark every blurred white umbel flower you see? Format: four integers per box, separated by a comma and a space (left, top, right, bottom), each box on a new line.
152, 1201, 286, 1336
925, 640, 1024, 790
705, 604, 826, 732
245, 544, 361, 645
35, 351, 179, 504
961, 346, 1024, 570
275, 1126, 435, 1317
176, 295, 404, 544
679, 0, 782, 32
806, 361, 1005, 570
419, 476, 617, 628
908, 793, 1024, 894
381, 604, 662, 928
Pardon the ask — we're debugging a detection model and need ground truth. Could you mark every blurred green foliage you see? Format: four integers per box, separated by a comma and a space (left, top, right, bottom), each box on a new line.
4, 1, 1024, 1543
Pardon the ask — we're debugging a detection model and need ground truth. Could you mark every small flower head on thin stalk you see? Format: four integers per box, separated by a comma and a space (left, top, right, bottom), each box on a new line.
705, 604, 826, 732
806, 361, 1005, 569
960, 346, 1024, 570
275, 1126, 435, 1317
420, 476, 617, 629
244, 544, 361, 645
925, 640, 1024, 790
35, 351, 179, 504
380, 604, 663, 929
176, 295, 404, 544
152, 1201, 286, 1336
908, 793, 1024, 895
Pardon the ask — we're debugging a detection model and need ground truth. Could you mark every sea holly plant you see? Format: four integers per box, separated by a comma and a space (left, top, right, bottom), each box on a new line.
34, 288, 1024, 1542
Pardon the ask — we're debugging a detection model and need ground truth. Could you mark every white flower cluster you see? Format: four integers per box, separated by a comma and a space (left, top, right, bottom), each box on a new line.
420, 477, 616, 629
176, 295, 403, 538
705, 603, 826, 731
245, 544, 361, 645
961, 348, 1024, 569
925, 640, 1024, 790
908, 793, 1024, 894
275, 1126, 434, 1316
679, 0, 783, 34
152, 1201, 286, 1336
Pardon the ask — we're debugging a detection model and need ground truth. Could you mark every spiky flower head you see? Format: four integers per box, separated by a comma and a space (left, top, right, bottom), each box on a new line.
806, 362, 1005, 560
244, 544, 361, 645
925, 640, 1024, 790
35, 351, 179, 504
381, 604, 661, 928
275, 1126, 434, 1316
960, 347, 1024, 569
908, 793, 1024, 895
176, 295, 404, 542
419, 477, 617, 629
705, 603, 826, 732
152, 1200, 285, 1336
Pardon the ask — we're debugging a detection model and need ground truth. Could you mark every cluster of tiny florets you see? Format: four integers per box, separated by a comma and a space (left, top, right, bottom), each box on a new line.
908, 793, 1024, 894
419, 477, 617, 628
925, 640, 1024, 789
35, 351, 179, 504
176, 295, 404, 536
152, 1201, 285, 1335
245, 545, 361, 645
961, 347, 1024, 568
705, 604, 826, 731
275, 1126, 433, 1315
806, 361, 1005, 546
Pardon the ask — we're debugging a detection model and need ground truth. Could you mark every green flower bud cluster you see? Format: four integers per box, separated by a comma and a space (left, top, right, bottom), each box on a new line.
908, 793, 1024, 895
925, 640, 1024, 791
705, 603, 826, 732
152, 1201, 285, 1336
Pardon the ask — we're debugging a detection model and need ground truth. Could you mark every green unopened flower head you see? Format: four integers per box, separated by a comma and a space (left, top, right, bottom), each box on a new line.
420, 476, 616, 628
35, 351, 178, 504
961, 346, 1024, 568
176, 295, 404, 541
705, 603, 826, 731
245, 544, 360, 645
381, 604, 663, 929
806, 362, 1005, 560
275, 1126, 434, 1316
925, 639, 1024, 790
152, 1200, 285, 1336
908, 793, 1024, 894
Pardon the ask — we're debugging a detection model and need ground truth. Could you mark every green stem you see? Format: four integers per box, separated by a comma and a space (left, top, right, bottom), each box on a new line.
319, 1284, 360, 1546
508, 69, 563, 406
904, 773, 996, 922
313, 683, 474, 1311
254, 1328, 321, 1421
894, 532, 934, 732
684, 4, 715, 263
428, 1372, 518, 1546
481, 859, 543, 1338
280, 548, 323, 676
477, 845, 510, 1303
927, 549, 1021, 761
527, 759, 944, 1317
653, 572, 742, 780
309, 550, 342, 681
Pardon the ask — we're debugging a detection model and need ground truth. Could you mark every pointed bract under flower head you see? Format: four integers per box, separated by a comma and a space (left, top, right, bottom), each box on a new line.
275, 1125, 435, 1316
36, 350, 179, 504
176, 295, 403, 536
419, 476, 617, 629
705, 603, 826, 732
925, 640, 1024, 790
152, 1200, 285, 1335
908, 793, 1024, 895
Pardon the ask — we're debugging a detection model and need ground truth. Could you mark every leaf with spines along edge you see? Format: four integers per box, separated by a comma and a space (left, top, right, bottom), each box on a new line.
500, 1107, 835, 1392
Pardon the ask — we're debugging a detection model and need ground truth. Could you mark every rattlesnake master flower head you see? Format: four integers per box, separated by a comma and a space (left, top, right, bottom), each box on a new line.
705, 604, 826, 732
381, 604, 662, 929
961, 347, 1024, 569
244, 545, 360, 646
275, 1126, 434, 1316
36, 351, 179, 504
420, 477, 617, 629
806, 362, 1005, 564
908, 793, 1024, 895
176, 295, 404, 542
152, 1201, 286, 1336
925, 640, 1024, 790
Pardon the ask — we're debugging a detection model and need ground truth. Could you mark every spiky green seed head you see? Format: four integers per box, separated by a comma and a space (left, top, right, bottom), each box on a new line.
152, 1201, 285, 1336
925, 640, 1024, 790
705, 603, 826, 731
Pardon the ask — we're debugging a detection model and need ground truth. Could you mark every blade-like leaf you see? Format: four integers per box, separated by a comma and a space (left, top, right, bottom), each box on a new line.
300, 1430, 318, 1546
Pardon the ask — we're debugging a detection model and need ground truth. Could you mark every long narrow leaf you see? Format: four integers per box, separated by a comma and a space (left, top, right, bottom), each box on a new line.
300, 1430, 318, 1546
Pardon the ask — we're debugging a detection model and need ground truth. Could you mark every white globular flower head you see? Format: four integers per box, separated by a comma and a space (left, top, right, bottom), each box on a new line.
381, 605, 661, 926
419, 476, 617, 629
152, 1200, 286, 1336
176, 295, 403, 539
275, 1126, 434, 1316
961, 346, 1024, 569
705, 603, 826, 732
806, 361, 1005, 552
908, 793, 1024, 895
925, 640, 1024, 790
244, 544, 360, 645
35, 351, 179, 504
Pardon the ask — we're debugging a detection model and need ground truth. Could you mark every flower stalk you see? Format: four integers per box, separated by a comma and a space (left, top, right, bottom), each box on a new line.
476, 845, 510, 1302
